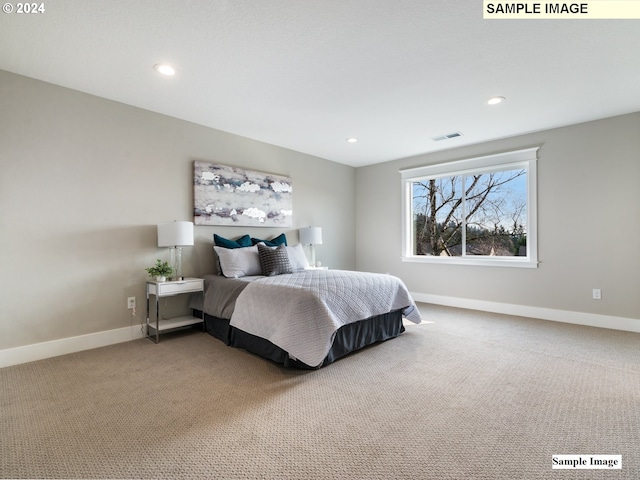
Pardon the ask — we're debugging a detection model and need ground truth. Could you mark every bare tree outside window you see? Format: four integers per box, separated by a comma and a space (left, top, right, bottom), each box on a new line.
412, 169, 527, 257
401, 148, 538, 267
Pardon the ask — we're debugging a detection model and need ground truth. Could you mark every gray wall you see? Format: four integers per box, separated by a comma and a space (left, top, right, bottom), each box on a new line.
3, 68, 638, 354
0, 70, 356, 350
356, 112, 640, 321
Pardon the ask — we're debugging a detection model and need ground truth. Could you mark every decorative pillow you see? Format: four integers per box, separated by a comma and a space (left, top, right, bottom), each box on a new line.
251, 233, 288, 247
214, 233, 252, 249
287, 243, 309, 271
257, 243, 292, 276
214, 245, 261, 278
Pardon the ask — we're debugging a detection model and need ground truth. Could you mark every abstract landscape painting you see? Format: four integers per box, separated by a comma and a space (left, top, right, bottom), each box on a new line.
194, 161, 293, 227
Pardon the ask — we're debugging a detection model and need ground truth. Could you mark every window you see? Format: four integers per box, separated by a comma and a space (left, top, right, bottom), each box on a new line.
401, 147, 538, 268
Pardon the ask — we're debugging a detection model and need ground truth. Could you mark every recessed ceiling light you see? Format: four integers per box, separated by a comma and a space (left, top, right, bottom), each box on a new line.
346, 138, 358, 143
487, 96, 505, 105
153, 64, 176, 76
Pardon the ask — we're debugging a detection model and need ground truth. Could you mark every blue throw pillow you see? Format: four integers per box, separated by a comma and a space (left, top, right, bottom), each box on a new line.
214, 233, 252, 249
251, 233, 288, 247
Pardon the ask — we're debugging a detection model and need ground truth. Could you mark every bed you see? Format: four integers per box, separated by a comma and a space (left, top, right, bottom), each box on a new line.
189, 235, 422, 368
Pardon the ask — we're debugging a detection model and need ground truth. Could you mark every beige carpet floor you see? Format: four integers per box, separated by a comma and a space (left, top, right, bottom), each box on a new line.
1, 304, 639, 479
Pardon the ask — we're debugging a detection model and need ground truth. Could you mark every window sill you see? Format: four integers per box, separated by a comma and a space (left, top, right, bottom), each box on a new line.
401, 255, 539, 268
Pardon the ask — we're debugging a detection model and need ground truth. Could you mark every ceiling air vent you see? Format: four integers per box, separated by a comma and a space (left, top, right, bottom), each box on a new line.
432, 132, 463, 142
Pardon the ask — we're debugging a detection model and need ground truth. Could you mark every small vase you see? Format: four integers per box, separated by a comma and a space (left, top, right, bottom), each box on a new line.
155, 276, 166, 282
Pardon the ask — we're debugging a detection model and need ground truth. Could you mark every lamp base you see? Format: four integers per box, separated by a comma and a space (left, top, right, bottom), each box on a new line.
169, 246, 184, 281
309, 244, 316, 268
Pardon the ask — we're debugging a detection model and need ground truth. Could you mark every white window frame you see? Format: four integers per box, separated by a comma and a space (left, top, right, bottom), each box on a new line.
400, 147, 539, 268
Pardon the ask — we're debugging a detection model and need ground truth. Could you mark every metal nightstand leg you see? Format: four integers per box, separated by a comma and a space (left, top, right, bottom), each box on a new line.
155, 294, 160, 343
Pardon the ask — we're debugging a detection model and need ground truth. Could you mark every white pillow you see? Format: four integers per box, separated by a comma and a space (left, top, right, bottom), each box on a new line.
287, 243, 310, 271
213, 245, 262, 278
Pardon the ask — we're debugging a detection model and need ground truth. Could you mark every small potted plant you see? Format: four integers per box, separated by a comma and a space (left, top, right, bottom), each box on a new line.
145, 259, 174, 282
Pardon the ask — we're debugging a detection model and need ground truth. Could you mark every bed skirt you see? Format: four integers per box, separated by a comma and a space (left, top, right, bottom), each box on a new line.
193, 309, 405, 369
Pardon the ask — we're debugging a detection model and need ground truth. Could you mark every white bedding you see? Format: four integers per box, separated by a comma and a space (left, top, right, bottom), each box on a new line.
229, 269, 422, 367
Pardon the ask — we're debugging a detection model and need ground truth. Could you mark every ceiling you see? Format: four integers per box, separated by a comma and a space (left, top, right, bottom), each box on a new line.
1, 1, 639, 167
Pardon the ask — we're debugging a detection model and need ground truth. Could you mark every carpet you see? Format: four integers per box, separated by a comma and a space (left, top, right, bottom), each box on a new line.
1, 304, 639, 479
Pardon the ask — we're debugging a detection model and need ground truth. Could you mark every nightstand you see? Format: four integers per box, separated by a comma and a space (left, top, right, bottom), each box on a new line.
145, 277, 204, 343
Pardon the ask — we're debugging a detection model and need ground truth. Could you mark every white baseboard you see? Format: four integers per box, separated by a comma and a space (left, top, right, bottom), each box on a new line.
412, 293, 640, 333
3, 296, 638, 368
0, 325, 145, 369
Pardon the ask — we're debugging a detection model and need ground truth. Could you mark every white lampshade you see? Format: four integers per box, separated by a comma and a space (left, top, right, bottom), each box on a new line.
157, 221, 194, 247
299, 227, 322, 245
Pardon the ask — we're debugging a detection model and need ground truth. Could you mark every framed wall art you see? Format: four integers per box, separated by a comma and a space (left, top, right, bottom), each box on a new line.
194, 161, 293, 227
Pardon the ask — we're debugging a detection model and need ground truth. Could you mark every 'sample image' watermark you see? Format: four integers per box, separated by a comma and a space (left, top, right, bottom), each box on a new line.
483, 0, 640, 18
552, 455, 622, 470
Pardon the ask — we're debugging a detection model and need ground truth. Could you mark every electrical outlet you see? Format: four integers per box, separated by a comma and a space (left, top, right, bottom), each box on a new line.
592, 289, 602, 300
127, 297, 136, 309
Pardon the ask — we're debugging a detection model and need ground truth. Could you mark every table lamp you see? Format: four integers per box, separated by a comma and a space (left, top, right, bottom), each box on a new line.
157, 221, 194, 280
299, 226, 323, 267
